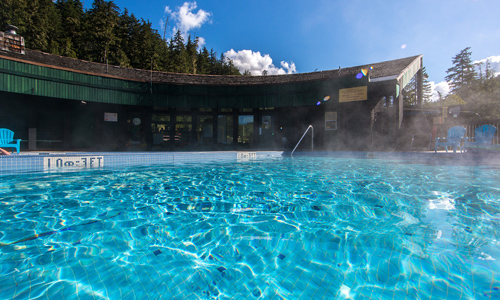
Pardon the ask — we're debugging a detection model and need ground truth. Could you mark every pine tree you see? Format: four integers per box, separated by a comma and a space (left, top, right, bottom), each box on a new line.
168, 30, 187, 73
83, 0, 120, 63
14, 0, 60, 52
485, 59, 495, 80
0, 0, 29, 37
445, 47, 477, 93
196, 47, 210, 75
55, 0, 84, 58
185, 35, 198, 74
422, 72, 432, 103
403, 67, 431, 105
208, 48, 219, 75
0, 0, 241, 76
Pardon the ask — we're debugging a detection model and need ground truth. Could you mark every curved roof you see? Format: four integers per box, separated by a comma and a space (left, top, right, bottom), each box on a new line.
1, 49, 422, 86
0, 48, 422, 108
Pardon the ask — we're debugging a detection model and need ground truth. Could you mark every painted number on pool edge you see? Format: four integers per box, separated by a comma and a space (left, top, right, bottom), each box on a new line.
43, 156, 104, 169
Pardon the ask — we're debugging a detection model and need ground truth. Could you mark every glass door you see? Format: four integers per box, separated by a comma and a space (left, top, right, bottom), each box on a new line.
217, 115, 233, 145
175, 115, 192, 147
197, 115, 213, 148
260, 115, 273, 148
238, 115, 254, 146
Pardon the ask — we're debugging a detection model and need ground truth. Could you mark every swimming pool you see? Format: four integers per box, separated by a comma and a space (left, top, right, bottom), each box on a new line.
1, 155, 500, 299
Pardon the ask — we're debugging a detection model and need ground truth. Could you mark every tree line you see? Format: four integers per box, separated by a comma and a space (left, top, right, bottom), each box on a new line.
0, 0, 241, 75
435, 47, 500, 120
403, 47, 500, 120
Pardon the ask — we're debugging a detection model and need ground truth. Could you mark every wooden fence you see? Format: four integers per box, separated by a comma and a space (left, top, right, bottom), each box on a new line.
459, 122, 499, 145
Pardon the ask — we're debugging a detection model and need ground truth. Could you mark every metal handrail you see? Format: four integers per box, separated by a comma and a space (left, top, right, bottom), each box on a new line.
291, 125, 314, 156
410, 132, 432, 150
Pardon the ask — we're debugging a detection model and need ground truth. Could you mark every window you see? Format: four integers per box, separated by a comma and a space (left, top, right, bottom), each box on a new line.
325, 112, 337, 130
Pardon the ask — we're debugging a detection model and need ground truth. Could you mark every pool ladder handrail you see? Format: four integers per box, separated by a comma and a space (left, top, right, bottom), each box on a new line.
291, 125, 314, 157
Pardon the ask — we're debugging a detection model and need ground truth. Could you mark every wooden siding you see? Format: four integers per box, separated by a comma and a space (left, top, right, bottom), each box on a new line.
0, 57, 369, 108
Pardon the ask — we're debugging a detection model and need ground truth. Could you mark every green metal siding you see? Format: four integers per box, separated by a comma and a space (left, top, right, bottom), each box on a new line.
0, 57, 369, 108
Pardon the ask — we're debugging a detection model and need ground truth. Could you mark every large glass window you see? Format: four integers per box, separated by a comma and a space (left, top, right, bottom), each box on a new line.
217, 115, 233, 144
151, 113, 170, 144
238, 115, 254, 144
197, 115, 213, 146
260, 115, 273, 148
176, 115, 192, 146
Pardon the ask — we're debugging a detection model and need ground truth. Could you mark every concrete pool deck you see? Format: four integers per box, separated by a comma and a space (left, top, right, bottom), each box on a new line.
2, 150, 500, 175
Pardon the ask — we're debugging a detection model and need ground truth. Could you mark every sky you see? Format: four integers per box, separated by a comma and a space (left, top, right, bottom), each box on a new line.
84, 0, 500, 100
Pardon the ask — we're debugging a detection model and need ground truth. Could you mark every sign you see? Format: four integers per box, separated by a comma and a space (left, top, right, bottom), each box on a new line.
44, 156, 104, 170
0, 32, 25, 54
339, 86, 367, 103
325, 112, 337, 130
237, 152, 256, 162
104, 112, 118, 122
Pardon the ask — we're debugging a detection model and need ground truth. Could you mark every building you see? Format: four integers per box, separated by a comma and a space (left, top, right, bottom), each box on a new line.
0, 30, 424, 152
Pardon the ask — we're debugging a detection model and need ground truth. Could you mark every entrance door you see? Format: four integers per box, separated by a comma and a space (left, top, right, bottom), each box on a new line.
217, 115, 233, 146
175, 115, 192, 148
238, 115, 254, 146
260, 115, 273, 148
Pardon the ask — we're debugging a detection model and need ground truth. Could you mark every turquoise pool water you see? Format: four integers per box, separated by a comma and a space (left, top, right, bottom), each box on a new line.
1, 156, 500, 299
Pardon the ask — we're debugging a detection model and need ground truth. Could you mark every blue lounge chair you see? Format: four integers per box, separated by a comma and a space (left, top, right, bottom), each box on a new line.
464, 125, 497, 150
0, 128, 21, 154
435, 126, 466, 153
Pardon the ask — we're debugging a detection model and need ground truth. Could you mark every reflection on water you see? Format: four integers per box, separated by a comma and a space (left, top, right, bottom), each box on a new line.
1, 157, 500, 299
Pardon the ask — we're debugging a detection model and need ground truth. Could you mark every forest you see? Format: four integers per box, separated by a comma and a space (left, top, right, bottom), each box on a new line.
0, 0, 242, 75
2, 1, 499, 121
403, 47, 500, 121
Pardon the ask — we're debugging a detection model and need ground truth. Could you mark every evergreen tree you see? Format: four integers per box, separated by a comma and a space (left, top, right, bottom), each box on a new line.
422, 72, 432, 103
208, 48, 219, 75
83, 0, 120, 63
0, 0, 29, 39
222, 56, 241, 75
55, 0, 84, 58
445, 47, 477, 93
196, 47, 210, 75
168, 30, 187, 73
138, 18, 164, 71
403, 67, 432, 105
485, 59, 495, 80
8, 0, 60, 53
115, 9, 136, 67
0, 0, 241, 76
185, 35, 198, 74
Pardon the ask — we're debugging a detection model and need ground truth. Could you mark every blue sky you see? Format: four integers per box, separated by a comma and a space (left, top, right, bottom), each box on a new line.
85, 0, 500, 98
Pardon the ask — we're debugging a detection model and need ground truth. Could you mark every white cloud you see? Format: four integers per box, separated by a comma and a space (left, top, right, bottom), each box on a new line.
225, 49, 297, 76
280, 61, 297, 74
474, 55, 500, 77
163, 2, 211, 38
430, 80, 450, 101
197, 36, 206, 49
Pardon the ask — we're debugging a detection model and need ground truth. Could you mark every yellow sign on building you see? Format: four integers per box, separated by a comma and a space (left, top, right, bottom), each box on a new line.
339, 86, 367, 103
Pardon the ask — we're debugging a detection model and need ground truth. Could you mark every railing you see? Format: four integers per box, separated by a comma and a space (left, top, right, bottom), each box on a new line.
410, 132, 432, 150
462, 122, 500, 145
291, 125, 314, 157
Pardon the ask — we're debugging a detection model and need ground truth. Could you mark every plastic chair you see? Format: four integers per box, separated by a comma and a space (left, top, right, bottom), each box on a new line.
435, 126, 466, 153
0, 128, 21, 154
464, 125, 496, 150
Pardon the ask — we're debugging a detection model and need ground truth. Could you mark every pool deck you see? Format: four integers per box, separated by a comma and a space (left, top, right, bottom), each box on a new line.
1, 150, 499, 175
0, 151, 282, 175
